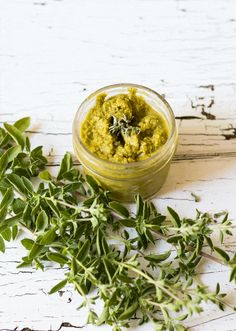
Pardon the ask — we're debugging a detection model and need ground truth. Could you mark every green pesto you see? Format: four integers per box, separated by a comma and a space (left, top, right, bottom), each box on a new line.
81, 89, 169, 163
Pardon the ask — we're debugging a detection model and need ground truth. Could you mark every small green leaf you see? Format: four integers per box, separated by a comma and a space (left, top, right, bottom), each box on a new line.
222, 213, 229, 224
109, 201, 129, 217
119, 301, 138, 320
102, 237, 110, 255
0, 187, 14, 210
145, 251, 171, 264
86, 175, 99, 192
39, 170, 52, 181
21, 238, 34, 250
0, 213, 22, 232
167, 206, 181, 228
220, 231, 224, 244
36, 210, 48, 232
214, 247, 230, 263
176, 314, 188, 321
25, 137, 31, 151
103, 258, 115, 282
45, 199, 60, 217
1, 228, 11, 241
0, 118, 29, 148
6, 145, 22, 163
230, 265, 236, 282
47, 252, 68, 265
22, 176, 34, 194
0, 152, 8, 177
216, 282, 220, 294
12, 225, 18, 240
7, 174, 26, 195
57, 152, 72, 180
39, 228, 57, 245
77, 239, 90, 263
29, 242, 43, 259
119, 218, 136, 228
96, 308, 108, 326
151, 215, 166, 225
0, 188, 14, 222
205, 236, 214, 250
3, 122, 25, 148
49, 279, 67, 294
71, 257, 78, 276
87, 310, 98, 324
0, 235, 5, 253
167, 235, 182, 244
135, 194, 144, 216
96, 228, 103, 256
14, 117, 31, 132
12, 198, 26, 214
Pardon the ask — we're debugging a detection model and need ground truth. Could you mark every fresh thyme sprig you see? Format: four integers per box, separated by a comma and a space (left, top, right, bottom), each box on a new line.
109, 115, 141, 138
0, 117, 236, 331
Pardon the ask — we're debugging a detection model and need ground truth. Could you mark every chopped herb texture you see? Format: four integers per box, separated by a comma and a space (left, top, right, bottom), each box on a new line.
81, 88, 169, 163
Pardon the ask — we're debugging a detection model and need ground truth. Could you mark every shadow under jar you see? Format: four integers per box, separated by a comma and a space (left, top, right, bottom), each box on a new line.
73, 83, 178, 202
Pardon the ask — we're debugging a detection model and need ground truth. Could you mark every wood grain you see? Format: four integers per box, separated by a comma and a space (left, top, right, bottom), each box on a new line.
0, 0, 236, 330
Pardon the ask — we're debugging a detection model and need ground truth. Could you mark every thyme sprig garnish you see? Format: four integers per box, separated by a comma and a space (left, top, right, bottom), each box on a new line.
0, 117, 236, 331
109, 115, 141, 138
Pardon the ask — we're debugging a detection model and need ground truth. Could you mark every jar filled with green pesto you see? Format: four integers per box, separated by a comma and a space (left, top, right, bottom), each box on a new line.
73, 84, 178, 201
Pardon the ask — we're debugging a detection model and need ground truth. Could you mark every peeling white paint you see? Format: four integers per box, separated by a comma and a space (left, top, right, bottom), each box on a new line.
0, 0, 236, 330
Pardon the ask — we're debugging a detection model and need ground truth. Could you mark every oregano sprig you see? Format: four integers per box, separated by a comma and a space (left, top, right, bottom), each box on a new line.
0, 117, 235, 331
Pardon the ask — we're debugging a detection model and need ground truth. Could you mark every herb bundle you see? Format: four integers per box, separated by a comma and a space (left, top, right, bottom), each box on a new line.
0, 117, 235, 331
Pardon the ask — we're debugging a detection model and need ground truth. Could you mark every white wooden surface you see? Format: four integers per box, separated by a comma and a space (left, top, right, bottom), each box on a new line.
0, 0, 236, 330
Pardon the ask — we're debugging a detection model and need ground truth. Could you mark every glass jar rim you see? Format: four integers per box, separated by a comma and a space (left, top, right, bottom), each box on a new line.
72, 83, 177, 170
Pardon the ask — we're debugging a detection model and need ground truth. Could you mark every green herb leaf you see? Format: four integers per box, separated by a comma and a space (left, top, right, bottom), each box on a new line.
29, 242, 43, 259
109, 201, 129, 217
45, 199, 60, 217
119, 301, 138, 320
39, 170, 52, 181
0, 188, 14, 212
3, 122, 25, 148
167, 235, 182, 244
145, 251, 171, 264
49, 279, 67, 294
77, 239, 90, 263
214, 247, 230, 263
0, 188, 14, 222
135, 194, 143, 216
229, 265, 236, 283
167, 206, 181, 228
0, 152, 8, 177
22, 176, 34, 194
39, 228, 57, 245
0, 235, 5, 253
36, 210, 48, 232
14, 117, 31, 132
21, 238, 34, 250
119, 218, 136, 227
86, 175, 99, 192
6, 174, 26, 195
57, 152, 72, 180
47, 252, 68, 265
12, 225, 18, 240
1, 228, 11, 241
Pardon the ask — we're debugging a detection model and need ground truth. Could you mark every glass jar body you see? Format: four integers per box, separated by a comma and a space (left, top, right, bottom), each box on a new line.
73, 84, 178, 201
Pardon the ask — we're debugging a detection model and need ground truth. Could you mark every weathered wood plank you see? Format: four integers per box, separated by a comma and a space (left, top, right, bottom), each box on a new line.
1, 0, 236, 330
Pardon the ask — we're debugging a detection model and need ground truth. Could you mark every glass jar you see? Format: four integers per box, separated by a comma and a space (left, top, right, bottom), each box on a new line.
72, 83, 178, 201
